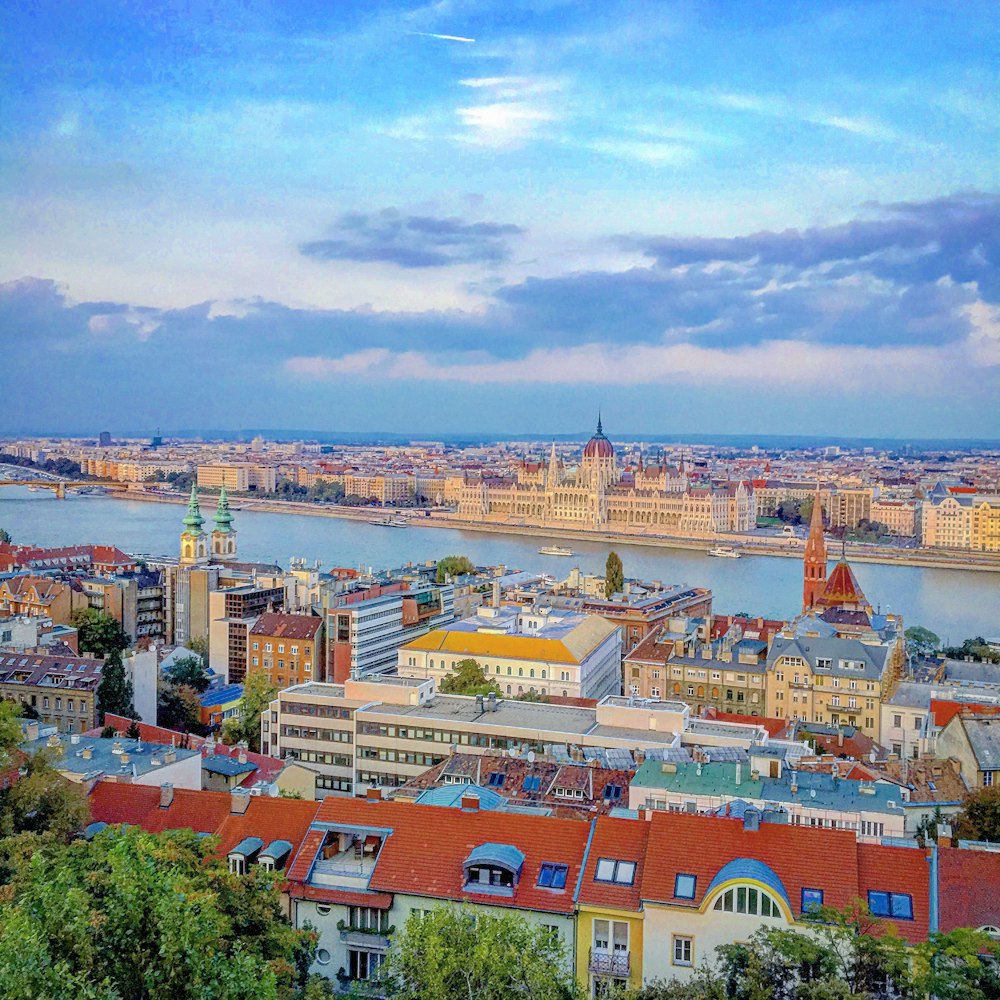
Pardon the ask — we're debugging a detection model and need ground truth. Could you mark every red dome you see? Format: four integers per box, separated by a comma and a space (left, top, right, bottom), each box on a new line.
583, 417, 615, 458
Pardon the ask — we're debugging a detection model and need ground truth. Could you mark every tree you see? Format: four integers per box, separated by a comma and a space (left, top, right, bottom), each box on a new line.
222, 670, 278, 752
0, 752, 91, 839
0, 825, 316, 1000
435, 555, 476, 583
0, 700, 22, 770
915, 928, 1000, 1000
126, 719, 142, 739
954, 786, 1000, 843
0, 528, 11, 545
96, 649, 135, 724
157, 678, 203, 733
168, 654, 212, 693
905, 625, 940, 658
187, 635, 210, 665
71, 608, 130, 658
439, 658, 502, 697
383, 906, 582, 1000
605, 551, 624, 597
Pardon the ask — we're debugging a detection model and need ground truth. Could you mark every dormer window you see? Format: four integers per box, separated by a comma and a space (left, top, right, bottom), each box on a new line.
537, 863, 568, 890
228, 836, 264, 875
463, 843, 524, 896
595, 858, 636, 885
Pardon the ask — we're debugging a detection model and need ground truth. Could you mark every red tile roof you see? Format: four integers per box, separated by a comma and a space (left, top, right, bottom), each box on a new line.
88, 781, 232, 834
938, 846, 1000, 933
930, 700, 1000, 729
577, 816, 650, 911
309, 797, 591, 914
857, 843, 930, 943
288, 885, 394, 909
214, 796, 320, 859
250, 612, 322, 641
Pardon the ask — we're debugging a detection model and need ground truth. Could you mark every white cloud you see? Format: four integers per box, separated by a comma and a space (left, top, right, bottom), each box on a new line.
456, 101, 557, 147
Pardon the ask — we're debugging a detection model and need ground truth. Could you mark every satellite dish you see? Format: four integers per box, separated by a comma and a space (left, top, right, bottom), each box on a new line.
527, 751, 536, 763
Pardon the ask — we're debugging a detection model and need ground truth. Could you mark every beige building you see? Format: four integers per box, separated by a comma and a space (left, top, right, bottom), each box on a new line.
397, 604, 623, 700
870, 498, 919, 537
197, 463, 277, 492
921, 492, 1000, 551
343, 474, 410, 504
0, 650, 103, 733
828, 489, 872, 530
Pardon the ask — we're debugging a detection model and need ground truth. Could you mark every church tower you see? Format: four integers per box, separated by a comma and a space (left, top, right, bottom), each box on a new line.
180, 484, 209, 566
802, 489, 827, 611
546, 442, 561, 489
211, 485, 238, 560
580, 414, 618, 492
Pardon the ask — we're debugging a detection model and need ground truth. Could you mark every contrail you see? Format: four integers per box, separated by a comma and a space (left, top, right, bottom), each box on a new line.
407, 30, 475, 43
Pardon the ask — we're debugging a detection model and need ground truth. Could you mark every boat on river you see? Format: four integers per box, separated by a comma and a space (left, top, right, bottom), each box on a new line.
538, 545, 573, 556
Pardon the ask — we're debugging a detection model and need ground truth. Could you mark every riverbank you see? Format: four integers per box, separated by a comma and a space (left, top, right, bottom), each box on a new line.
107, 489, 1000, 573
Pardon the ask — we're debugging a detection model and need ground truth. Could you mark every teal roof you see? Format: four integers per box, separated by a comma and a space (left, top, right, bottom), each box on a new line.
465, 843, 525, 873
260, 840, 293, 864
630, 759, 764, 799
707, 859, 790, 907
182, 484, 205, 535
214, 485, 234, 532
230, 837, 264, 857
414, 783, 505, 811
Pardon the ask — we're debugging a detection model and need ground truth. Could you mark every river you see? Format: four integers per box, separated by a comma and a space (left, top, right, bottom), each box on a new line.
1, 487, 997, 643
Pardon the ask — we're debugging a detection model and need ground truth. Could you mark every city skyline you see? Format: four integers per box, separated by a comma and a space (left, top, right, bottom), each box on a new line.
2, 1, 998, 436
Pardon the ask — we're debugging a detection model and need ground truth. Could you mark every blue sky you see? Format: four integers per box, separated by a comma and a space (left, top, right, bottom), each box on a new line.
1, 0, 997, 438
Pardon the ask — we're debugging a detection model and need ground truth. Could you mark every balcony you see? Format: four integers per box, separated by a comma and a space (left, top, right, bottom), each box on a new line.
589, 949, 630, 977
339, 927, 392, 950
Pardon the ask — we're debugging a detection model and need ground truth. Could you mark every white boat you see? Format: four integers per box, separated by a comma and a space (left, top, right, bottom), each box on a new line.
707, 546, 741, 558
538, 545, 574, 556
369, 516, 409, 528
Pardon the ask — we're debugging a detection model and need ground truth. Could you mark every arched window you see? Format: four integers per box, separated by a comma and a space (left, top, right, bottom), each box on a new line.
697, 686, 705, 699
712, 885, 783, 918
712, 687, 720, 699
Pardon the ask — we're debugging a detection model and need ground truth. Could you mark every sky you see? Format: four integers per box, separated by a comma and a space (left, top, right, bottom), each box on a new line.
1, 0, 998, 439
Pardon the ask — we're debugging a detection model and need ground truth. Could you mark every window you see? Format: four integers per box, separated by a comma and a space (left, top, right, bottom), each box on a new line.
348, 949, 383, 981
595, 858, 636, 885
604, 784, 622, 801
315, 948, 331, 965
802, 888, 824, 913
985, 771, 995, 787
672, 935, 693, 966
674, 873, 697, 899
538, 863, 568, 889
713, 885, 783, 917
315, 904, 332, 916
868, 891, 913, 920
487, 771, 505, 787
523, 776, 541, 792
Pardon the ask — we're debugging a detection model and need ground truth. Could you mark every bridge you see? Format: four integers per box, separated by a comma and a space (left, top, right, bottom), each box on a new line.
0, 480, 129, 500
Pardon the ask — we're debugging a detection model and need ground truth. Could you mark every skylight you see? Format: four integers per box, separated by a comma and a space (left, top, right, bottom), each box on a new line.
537, 862, 568, 890
522, 775, 541, 792
487, 771, 505, 788
595, 858, 636, 885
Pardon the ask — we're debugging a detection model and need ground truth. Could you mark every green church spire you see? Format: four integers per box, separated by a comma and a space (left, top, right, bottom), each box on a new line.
182, 483, 205, 535
214, 485, 234, 533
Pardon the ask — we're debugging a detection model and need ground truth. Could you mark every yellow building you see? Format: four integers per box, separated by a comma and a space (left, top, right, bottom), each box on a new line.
575, 817, 647, 997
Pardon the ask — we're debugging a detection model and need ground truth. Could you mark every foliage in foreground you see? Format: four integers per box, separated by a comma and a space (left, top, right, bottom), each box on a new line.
377, 906, 582, 1000
0, 825, 317, 1000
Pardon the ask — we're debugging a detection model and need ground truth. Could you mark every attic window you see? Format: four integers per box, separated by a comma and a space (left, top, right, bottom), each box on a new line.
674, 873, 697, 900
595, 858, 636, 885
868, 891, 913, 920
487, 772, 505, 788
523, 775, 541, 792
537, 863, 568, 890
604, 784, 623, 801
801, 888, 824, 912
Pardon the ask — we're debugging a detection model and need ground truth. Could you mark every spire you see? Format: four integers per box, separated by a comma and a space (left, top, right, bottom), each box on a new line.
596, 411, 603, 436
547, 441, 560, 487
182, 484, 204, 536
214, 485, 234, 533
802, 486, 828, 612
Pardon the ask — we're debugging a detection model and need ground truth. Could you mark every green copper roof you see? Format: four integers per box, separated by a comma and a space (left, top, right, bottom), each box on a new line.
182, 484, 205, 535
214, 485, 234, 532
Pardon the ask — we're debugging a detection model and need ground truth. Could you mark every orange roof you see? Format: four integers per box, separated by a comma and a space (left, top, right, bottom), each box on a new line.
577, 816, 650, 911
88, 781, 232, 835
938, 847, 1000, 933
214, 796, 320, 859
931, 699, 1000, 729
856, 843, 930, 943
817, 560, 870, 610
307, 797, 591, 914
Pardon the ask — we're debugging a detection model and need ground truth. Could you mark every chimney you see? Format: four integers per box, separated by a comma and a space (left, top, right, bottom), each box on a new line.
460, 791, 480, 811
230, 788, 251, 814
837, 728, 845, 748
487, 692, 497, 712
82, 746, 93, 760
937, 823, 953, 848
475, 694, 485, 714
366, 786, 383, 802
744, 808, 761, 832
159, 783, 174, 808
735, 761, 742, 786
238, 751, 247, 764
492, 579, 501, 608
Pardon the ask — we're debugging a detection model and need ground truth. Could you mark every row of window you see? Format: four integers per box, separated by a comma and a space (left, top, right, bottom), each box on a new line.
279, 702, 353, 720
281, 724, 352, 743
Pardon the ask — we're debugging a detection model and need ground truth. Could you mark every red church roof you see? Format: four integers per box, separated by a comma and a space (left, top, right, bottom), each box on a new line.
817, 560, 871, 611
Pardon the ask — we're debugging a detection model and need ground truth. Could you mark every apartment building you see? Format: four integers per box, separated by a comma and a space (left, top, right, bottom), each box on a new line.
197, 462, 277, 492
0, 650, 104, 732
324, 582, 455, 682
870, 497, 919, 537
207, 583, 285, 683
397, 604, 623, 700
0, 574, 88, 625
922, 492, 1000, 551
827, 488, 872, 530
249, 612, 324, 688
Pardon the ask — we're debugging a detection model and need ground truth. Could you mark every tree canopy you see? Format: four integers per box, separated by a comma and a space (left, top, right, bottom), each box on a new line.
222, 670, 278, 752
96, 649, 135, 724
167, 654, 212, 693
435, 555, 475, 583
905, 625, 941, 657
605, 551, 624, 597
71, 608, 130, 658
954, 786, 1000, 843
439, 658, 502, 697
0, 825, 317, 1000
382, 906, 582, 1000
